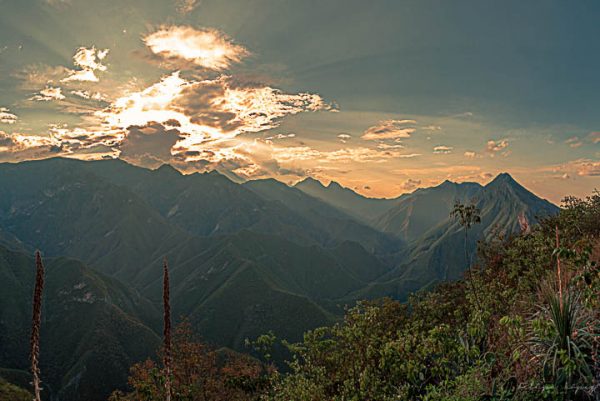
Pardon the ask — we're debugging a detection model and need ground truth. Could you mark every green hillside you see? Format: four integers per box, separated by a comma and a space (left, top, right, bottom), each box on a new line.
0, 158, 565, 400
295, 177, 400, 224
0, 246, 160, 401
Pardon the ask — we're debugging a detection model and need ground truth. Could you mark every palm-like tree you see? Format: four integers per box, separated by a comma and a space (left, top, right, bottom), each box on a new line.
451, 201, 482, 308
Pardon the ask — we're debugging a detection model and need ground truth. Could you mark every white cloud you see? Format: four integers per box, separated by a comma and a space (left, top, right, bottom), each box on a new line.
70, 90, 106, 101
97, 72, 333, 161
0, 108, 18, 124
30, 86, 65, 101
433, 145, 453, 154
62, 47, 109, 83
362, 119, 416, 141
486, 139, 510, 157
143, 26, 249, 71
337, 133, 351, 143
175, 0, 200, 14
565, 136, 583, 149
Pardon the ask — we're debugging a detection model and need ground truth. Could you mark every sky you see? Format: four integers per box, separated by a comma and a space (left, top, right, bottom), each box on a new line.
0, 0, 599, 203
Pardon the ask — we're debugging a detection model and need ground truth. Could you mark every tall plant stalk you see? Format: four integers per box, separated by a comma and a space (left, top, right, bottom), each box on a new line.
163, 258, 172, 401
555, 225, 563, 311
30, 251, 45, 401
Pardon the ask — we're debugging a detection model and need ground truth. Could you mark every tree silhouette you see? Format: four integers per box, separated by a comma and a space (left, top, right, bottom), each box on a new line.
451, 201, 482, 309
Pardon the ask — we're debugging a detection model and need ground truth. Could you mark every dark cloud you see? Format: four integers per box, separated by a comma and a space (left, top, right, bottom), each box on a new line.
119, 122, 186, 167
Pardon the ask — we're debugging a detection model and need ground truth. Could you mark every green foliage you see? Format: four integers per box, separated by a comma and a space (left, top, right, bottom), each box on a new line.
263, 193, 600, 400
0, 377, 32, 401
111, 322, 272, 401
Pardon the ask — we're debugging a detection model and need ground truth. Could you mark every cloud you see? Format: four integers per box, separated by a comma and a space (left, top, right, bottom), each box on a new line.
433, 145, 453, 154
337, 133, 351, 143
486, 139, 510, 157
71, 90, 106, 101
271, 145, 420, 165
464, 151, 476, 158
0, 131, 62, 161
587, 132, 600, 144
62, 46, 109, 82
29, 86, 66, 101
143, 26, 249, 71
175, 0, 200, 14
4, 68, 332, 168
98, 72, 333, 160
452, 111, 474, 118
119, 122, 185, 167
565, 136, 583, 149
377, 143, 404, 150
13, 64, 71, 90
575, 160, 600, 176
48, 125, 123, 152
361, 119, 416, 140
42, 0, 72, 7
402, 178, 422, 191
543, 158, 600, 178
0, 108, 18, 124
265, 133, 295, 143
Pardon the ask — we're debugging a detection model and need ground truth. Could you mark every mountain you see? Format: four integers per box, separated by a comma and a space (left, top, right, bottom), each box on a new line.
79, 159, 398, 254
374, 180, 483, 242
376, 173, 558, 241
0, 158, 396, 381
0, 245, 160, 401
0, 158, 561, 399
351, 173, 560, 301
0, 157, 199, 283
295, 177, 399, 224
243, 178, 402, 253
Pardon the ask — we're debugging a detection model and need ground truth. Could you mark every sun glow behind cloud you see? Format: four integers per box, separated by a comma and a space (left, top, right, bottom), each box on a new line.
62, 47, 109, 82
143, 26, 249, 70
1, 10, 597, 202
96, 71, 334, 164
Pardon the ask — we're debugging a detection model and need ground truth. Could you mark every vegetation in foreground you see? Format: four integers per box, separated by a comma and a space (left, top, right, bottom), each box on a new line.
110, 193, 599, 400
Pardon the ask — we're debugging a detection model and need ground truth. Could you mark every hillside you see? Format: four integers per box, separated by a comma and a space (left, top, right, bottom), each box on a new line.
295, 177, 399, 224
353, 173, 560, 301
0, 245, 160, 401
0, 158, 564, 400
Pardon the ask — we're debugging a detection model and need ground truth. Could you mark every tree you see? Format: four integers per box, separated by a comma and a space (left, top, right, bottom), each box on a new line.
109, 322, 271, 401
451, 200, 482, 309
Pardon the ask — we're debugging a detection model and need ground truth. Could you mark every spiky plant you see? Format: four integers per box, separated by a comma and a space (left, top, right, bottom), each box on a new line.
30, 251, 45, 401
163, 258, 172, 401
530, 280, 594, 397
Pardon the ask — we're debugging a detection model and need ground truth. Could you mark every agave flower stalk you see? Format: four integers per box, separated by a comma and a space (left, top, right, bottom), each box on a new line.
30, 251, 45, 401
163, 258, 172, 401
555, 225, 564, 312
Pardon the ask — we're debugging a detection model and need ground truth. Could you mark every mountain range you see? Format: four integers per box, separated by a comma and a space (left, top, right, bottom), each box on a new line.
0, 157, 559, 400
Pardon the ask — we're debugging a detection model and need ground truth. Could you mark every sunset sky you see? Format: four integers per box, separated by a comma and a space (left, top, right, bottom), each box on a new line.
0, 0, 598, 203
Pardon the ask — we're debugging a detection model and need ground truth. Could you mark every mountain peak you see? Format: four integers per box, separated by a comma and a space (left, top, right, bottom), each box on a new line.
487, 172, 518, 187
154, 164, 180, 176
435, 179, 457, 189
326, 180, 344, 189
296, 176, 326, 188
